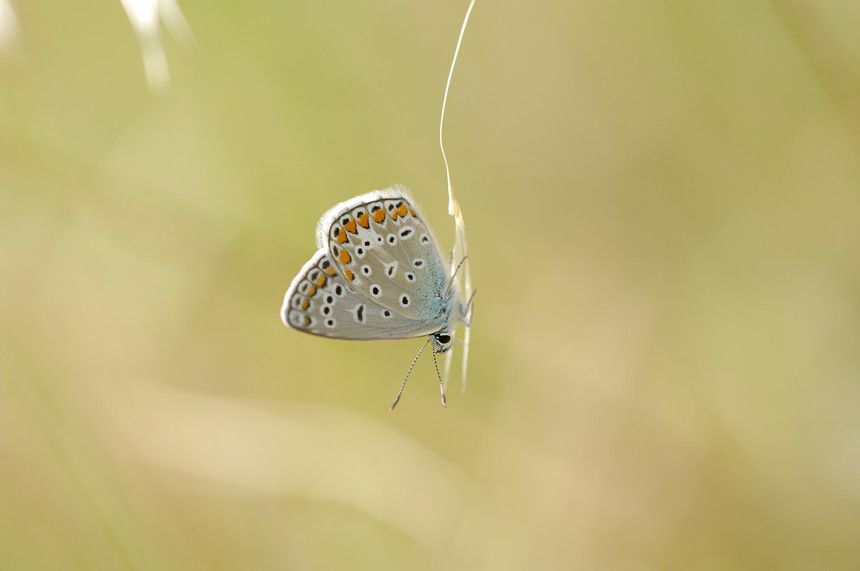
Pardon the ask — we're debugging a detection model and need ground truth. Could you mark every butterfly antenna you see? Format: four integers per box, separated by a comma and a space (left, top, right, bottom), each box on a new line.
432, 347, 448, 409
390, 337, 431, 411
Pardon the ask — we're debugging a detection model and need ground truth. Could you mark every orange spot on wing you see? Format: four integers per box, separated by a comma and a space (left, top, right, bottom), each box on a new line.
325, 267, 337, 276
373, 209, 386, 223
389, 209, 399, 220
300, 298, 310, 310
315, 274, 327, 287
338, 249, 352, 264
357, 213, 370, 228
306, 285, 317, 297
397, 204, 408, 217
344, 269, 355, 281
303, 316, 311, 326
335, 227, 348, 244
408, 207, 417, 217
343, 218, 358, 234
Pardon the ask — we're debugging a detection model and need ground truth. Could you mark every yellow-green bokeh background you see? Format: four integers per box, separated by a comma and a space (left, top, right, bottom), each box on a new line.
3, 1, 860, 569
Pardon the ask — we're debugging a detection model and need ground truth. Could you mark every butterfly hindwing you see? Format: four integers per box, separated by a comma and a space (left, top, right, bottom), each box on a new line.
317, 186, 450, 322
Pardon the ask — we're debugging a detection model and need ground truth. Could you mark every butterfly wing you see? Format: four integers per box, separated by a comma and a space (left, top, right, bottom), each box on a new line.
315, 185, 453, 323
281, 250, 434, 339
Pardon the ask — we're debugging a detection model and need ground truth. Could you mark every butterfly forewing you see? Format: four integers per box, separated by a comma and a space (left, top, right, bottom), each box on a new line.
281, 250, 425, 339
319, 188, 449, 322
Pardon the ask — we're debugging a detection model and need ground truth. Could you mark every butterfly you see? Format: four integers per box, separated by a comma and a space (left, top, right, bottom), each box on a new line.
280, 185, 475, 409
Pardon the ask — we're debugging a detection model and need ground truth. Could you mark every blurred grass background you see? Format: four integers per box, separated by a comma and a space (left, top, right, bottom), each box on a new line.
2, 0, 860, 569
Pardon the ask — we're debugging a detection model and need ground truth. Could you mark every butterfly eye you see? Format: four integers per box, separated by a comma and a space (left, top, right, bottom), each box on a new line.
437, 334, 451, 344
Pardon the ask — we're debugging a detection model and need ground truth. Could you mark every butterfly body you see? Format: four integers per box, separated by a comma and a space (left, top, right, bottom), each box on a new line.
281, 186, 468, 353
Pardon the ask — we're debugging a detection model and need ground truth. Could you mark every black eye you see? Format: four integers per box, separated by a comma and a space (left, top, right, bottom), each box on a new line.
437, 334, 451, 344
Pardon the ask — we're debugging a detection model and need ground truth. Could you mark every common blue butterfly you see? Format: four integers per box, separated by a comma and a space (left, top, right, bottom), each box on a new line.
281, 185, 475, 408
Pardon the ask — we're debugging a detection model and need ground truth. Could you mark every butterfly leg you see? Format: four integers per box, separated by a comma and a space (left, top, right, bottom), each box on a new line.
460, 288, 477, 326
390, 338, 431, 411
446, 255, 469, 294
431, 346, 448, 409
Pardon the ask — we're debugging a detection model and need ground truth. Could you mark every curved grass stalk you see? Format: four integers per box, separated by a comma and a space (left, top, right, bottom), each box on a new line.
439, 0, 476, 392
